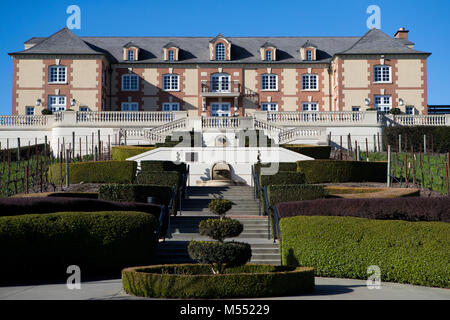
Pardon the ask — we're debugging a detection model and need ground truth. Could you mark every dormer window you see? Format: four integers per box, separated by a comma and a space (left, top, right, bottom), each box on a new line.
163, 42, 180, 61
128, 50, 134, 61
300, 41, 317, 61
215, 43, 225, 61
260, 43, 277, 61
123, 42, 139, 61
209, 34, 231, 61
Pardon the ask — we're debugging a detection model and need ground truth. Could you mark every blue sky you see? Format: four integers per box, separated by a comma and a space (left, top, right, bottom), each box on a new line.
0, 0, 449, 115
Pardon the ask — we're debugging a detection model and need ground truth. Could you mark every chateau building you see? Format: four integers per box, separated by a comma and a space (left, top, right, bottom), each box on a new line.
10, 27, 430, 117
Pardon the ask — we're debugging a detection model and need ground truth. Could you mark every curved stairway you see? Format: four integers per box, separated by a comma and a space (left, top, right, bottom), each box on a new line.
156, 186, 282, 265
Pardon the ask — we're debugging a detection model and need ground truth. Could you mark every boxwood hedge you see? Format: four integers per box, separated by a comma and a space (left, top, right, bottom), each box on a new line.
0, 196, 161, 217
296, 160, 387, 183
0, 211, 158, 284
267, 184, 326, 208
281, 144, 331, 159
280, 215, 450, 288
140, 160, 187, 173
136, 171, 180, 188
111, 146, 155, 161
275, 197, 450, 222
48, 160, 137, 184
260, 172, 306, 190
122, 264, 315, 298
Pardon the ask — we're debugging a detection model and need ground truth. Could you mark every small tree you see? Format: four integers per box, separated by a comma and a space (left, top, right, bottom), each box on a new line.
188, 199, 251, 274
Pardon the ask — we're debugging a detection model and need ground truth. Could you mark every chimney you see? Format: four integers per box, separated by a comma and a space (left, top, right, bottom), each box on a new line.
394, 27, 409, 40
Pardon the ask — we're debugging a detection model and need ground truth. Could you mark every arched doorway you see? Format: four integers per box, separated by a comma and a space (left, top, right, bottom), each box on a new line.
211, 162, 231, 181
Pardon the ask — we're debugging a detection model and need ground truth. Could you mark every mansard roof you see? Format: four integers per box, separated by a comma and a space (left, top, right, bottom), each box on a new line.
301, 40, 318, 48
261, 42, 277, 48
123, 41, 139, 48
10, 27, 430, 63
163, 42, 179, 49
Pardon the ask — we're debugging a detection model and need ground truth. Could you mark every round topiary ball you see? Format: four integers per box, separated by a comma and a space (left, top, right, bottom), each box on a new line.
188, 241, 252, 274
208, 199, 232, 217
199, 218, 243, 242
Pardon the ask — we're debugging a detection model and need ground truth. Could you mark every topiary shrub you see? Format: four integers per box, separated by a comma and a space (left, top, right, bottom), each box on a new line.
0, 211, 158, 284
41, 108, 52, 115
199, 218, 243, 242
267, 184, 326, 207
296, 160, 386, 183
389, 107, 402, 115
208, 198, 232, 218
111, 146, 155, 161
48, 160, 137, 184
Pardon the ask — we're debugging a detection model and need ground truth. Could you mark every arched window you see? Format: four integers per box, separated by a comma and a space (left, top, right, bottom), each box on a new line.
215, 43, 225, 61
49, 65, 67, 83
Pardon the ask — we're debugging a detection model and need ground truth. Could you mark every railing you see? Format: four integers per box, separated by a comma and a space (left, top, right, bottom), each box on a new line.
264, 111, 367, 123
159, 185, 177, 242
76, 111, 177, 124
251, 165, 262, 216
272, 205, 282, 263
253, 118, 284, 136
278, 127, 326, 144
152, 117, 187, 135
262, 186, 273, 242
202, 116, 251, 129
0, 115, 48, 127
200, 81, 241, 94
388, 114, 449, 126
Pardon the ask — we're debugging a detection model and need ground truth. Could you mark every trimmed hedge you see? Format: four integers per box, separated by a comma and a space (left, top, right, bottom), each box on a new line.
188, 241, 252, 270
48, 160, 137, 184
275, 197, 450, 222
383, 126, 450, 153
0, 196, 161, 217
296, 160, 387, 183
280, 216, 450, 288
260, 171, 306, 190
136, 171, 180, 188
140, 160, 187, 173
254, 162, 297, 177
122, 264, 315, 298
281, 144, 331, 159
267, 184, 325, 208
0, 211, 158, 284
12, 192, 99, 199
111, 146, 155, 161
98, 184, 176, 216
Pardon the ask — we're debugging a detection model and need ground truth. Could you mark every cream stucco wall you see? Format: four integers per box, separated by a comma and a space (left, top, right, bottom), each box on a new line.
71, 60, 98, 88
244, 69, 257, 92
71, 90, 98, 109
17, 59, 44, 88
343, 60, 369, 88
282, 97, 298, 111
342, 89, 370, 110
395, 89, 425, 112
183, 69, 198, 96
183, 97, 199, 117
142, 97, 159, 111
16, 89, 45, 114
396, 59, 423, 88
142, 68, 159, 95
282, 68, 297, 95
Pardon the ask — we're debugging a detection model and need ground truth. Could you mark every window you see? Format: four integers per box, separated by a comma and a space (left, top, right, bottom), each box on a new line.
406, 106, 414, 115
352, 107, 360, 112
374, 95, 392, 112
261, 103, 278, 111
49, 66, 66, 83
215, 43, 225, 61
302, 103, 318, 111
302, 74, 318, 90
265, 50, 272, 61
79, 107, 89, 112
163, 74, 179, 91
48, 96, 66, 112
128, 50, 134, 61
26, 106, 35, 115
374, 66, 391, 83
168, 50, 174, 61
162, 103, 180, 111
211, 103, 230, 117
261, 74, 278, 90
122, 74, 139, 91
121, 102, 139, 111
211, 73, 230, 92
306, 50, 312, 61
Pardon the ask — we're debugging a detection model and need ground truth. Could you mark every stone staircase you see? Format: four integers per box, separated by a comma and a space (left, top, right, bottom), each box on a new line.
156, 186, 281, 265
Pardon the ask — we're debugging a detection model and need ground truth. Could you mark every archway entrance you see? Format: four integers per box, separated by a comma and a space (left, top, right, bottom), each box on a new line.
211, 162, 231, 181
